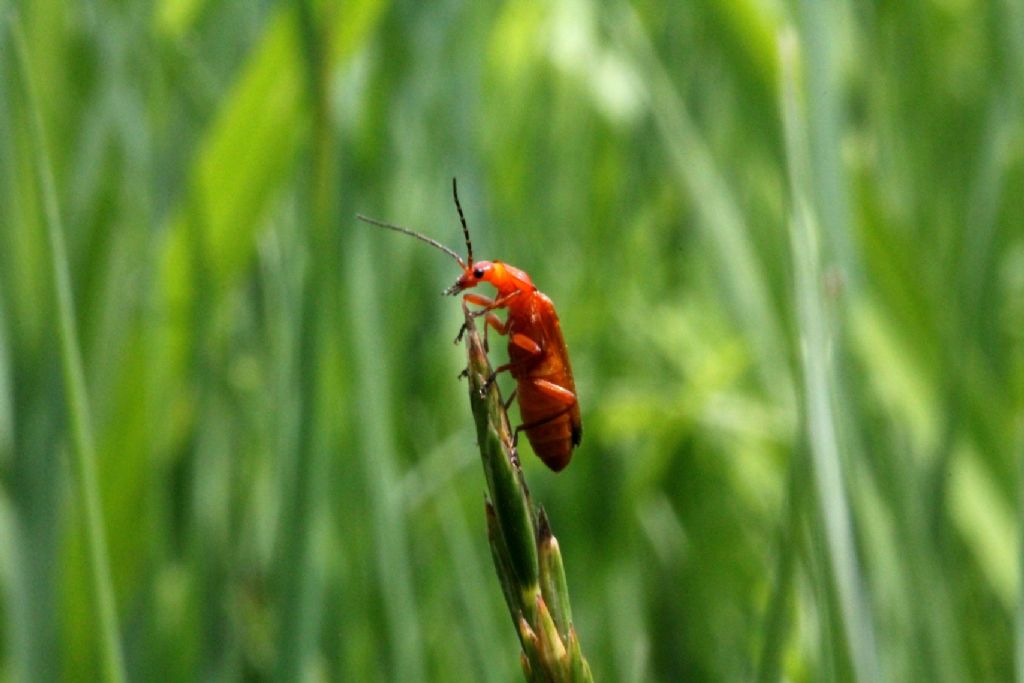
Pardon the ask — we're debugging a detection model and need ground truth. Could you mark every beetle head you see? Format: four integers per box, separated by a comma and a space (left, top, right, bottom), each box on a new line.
445, 261, 494, 296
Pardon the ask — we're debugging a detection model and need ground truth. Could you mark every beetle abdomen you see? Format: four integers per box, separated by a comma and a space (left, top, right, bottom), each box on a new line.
516, 376, 581, 472
523, 417, 576, 471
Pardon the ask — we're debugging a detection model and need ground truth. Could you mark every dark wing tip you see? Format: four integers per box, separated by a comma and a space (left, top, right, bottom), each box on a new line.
571, 423, 582, 447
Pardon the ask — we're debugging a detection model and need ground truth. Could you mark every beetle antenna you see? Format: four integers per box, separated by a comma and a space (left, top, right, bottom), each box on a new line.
452, 177, 473, 266
356, 214, 467, 269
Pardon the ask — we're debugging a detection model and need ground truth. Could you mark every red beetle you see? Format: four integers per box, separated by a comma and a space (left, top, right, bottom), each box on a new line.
358, 180, 581, 471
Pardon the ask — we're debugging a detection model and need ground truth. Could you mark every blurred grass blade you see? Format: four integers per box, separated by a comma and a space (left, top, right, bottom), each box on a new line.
779, 29, 880, 683
436, 489, 510, 683
1018, 423, 1024, 683
8, 14, 126, 683
273, 3, 334, 678
157, 1, 385, 397
610, 3, 791, 402
794, 0, 856, 281
755, 451, 804, 683
347, 228, 428, 683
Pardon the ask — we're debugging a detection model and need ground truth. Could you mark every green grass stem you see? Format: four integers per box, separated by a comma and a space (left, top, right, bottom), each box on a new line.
461, 311, 593, 682
8, 14, 126, 683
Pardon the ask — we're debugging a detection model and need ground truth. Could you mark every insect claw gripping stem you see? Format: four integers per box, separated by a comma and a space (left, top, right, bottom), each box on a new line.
510, 445, 521, 469
456, 305, 491, 348
480, 373, 496, 398
455, 299, 476, 345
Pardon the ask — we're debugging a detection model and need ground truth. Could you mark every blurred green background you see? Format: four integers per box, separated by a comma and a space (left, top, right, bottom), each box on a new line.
1, 0, 1022, 681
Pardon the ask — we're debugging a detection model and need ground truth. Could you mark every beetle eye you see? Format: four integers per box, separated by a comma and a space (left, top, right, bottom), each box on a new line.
473, 268, 484, 278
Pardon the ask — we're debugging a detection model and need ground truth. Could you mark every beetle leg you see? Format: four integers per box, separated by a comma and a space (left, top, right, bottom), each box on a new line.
455, 311, 509, 349
455, 291, 522, 343
454, 321, 472, 344
503, 388, 518, 412
479, 313, 511, 352
528, 378, 577, 405
466, 293, 519, 322
511, 380, 578, 445
479, 333, 543, 397
480, 361, 516, 397
463, 293, 497, 311
455, 296, 492, 343
509, 333, 542, 356
512, 404, 576, 447
456, 294, 496, 343
467, 289, 521, 313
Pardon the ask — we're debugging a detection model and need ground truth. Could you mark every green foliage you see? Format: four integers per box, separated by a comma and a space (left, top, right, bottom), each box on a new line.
1, 0, 1021, 681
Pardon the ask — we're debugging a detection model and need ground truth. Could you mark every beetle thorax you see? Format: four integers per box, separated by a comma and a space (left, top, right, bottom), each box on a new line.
486, 261, 534, 296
